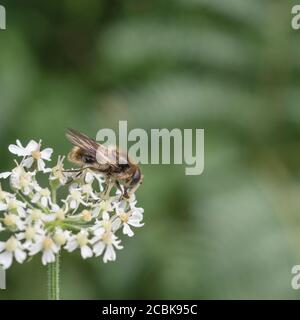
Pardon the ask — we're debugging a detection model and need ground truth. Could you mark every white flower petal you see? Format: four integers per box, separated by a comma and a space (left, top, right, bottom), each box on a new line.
14, 248, 26, 263
70, 200, 77, 209
17, 206, 26, 218
0, 251, 13, 269
41, 196, 48, 207
16, 140, 23, 148
0, 172, 12, 179
102, 211, 110, 221
8, 144, 27, 156
93, 227, 105, 238
43, 214, 56, 222
85, 172, 93, 184
41, 148, 53, 160
25, 140, 39, 153
128, 219, 144, 228
131, 211, 143, 221
0, 242, 5, 252
52, 243, 59, 253
29, 242, 42, 256
0, 203, 7, 211
103, 245, 116, 263
42, 250, 55, 265
37, 159, 45, 172
123, 223, 134, 237
112, 218, 121, 232
65, 239, 78, 252
22, 157, 34, 169
93, 242, 105, 256
81, 246, 93, 259
31, 193, 40, 203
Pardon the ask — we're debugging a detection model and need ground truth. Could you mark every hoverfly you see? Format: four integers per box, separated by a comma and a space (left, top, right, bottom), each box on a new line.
65, 128, 143, 198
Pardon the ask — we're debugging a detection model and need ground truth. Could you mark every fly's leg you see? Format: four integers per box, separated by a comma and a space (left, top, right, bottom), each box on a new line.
63, 169, 83, 173
101, 176, 114, 199
125, 186, 137, 199
63, 166, 95, 174
63, 166, 91, 185
123, 186, 130, 200
125, 175, 143, 199
115, 180, 126, 200
102, 176, 110, 194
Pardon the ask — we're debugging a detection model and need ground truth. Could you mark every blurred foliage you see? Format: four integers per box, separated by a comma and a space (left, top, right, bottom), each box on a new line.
1, 0, 300, 299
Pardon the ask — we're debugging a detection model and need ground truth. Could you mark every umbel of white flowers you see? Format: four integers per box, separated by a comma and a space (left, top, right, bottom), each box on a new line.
0, 139, 144, 269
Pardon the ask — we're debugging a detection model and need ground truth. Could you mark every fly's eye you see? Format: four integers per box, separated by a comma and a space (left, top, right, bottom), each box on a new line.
83, 155, 95, 164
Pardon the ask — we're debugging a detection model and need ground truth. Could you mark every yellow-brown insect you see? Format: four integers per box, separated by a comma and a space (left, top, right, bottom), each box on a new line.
66, 128, 143, 198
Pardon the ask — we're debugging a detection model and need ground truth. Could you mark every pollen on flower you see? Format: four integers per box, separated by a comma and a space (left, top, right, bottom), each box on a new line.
31, 209, 42, 221
52, 167, 63, 179
101, 232, 113, 245
19, 173, 31, 188
81, 210, 92, 222
5, 237, 18, 252
0, 191, 7, 201
55, 210, 65, 221
7, 199, 18, 211
100, 200, 112, 212
40, 188, 50, 197
50, 156, 66, 185
31, 150, 41, 160
54, 233, 67, 246
4, 213, 17, 227
101, 220, 112, 231
82, 184, 92, 194
119, 212, 129, 223
76, 232, 88, 247
71, 190, 81, 201
42, 237, 54, 250
25, 226, 36, 240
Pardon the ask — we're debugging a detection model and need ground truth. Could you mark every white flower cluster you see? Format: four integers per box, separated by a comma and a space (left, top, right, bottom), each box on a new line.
0, 139, 144, 269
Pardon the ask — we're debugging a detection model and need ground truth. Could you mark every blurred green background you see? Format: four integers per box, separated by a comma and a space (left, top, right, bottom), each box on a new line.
1, 0, 300, 299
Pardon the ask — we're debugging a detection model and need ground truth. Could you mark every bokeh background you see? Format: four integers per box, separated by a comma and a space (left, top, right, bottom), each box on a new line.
1, 0, 300, 299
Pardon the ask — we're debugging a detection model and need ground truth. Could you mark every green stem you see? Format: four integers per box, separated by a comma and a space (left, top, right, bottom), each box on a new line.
47, 187, 60, 300
47, 253, 60, 300
51, 187, 57, 204
16, 191, 35, 210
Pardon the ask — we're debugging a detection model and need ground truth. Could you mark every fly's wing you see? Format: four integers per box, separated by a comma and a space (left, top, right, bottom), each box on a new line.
107, 147, 128, 164
66, 128, 99, 161
96, 145, 130, 170
106, 146, 136, 168
66, 128, 120, 169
